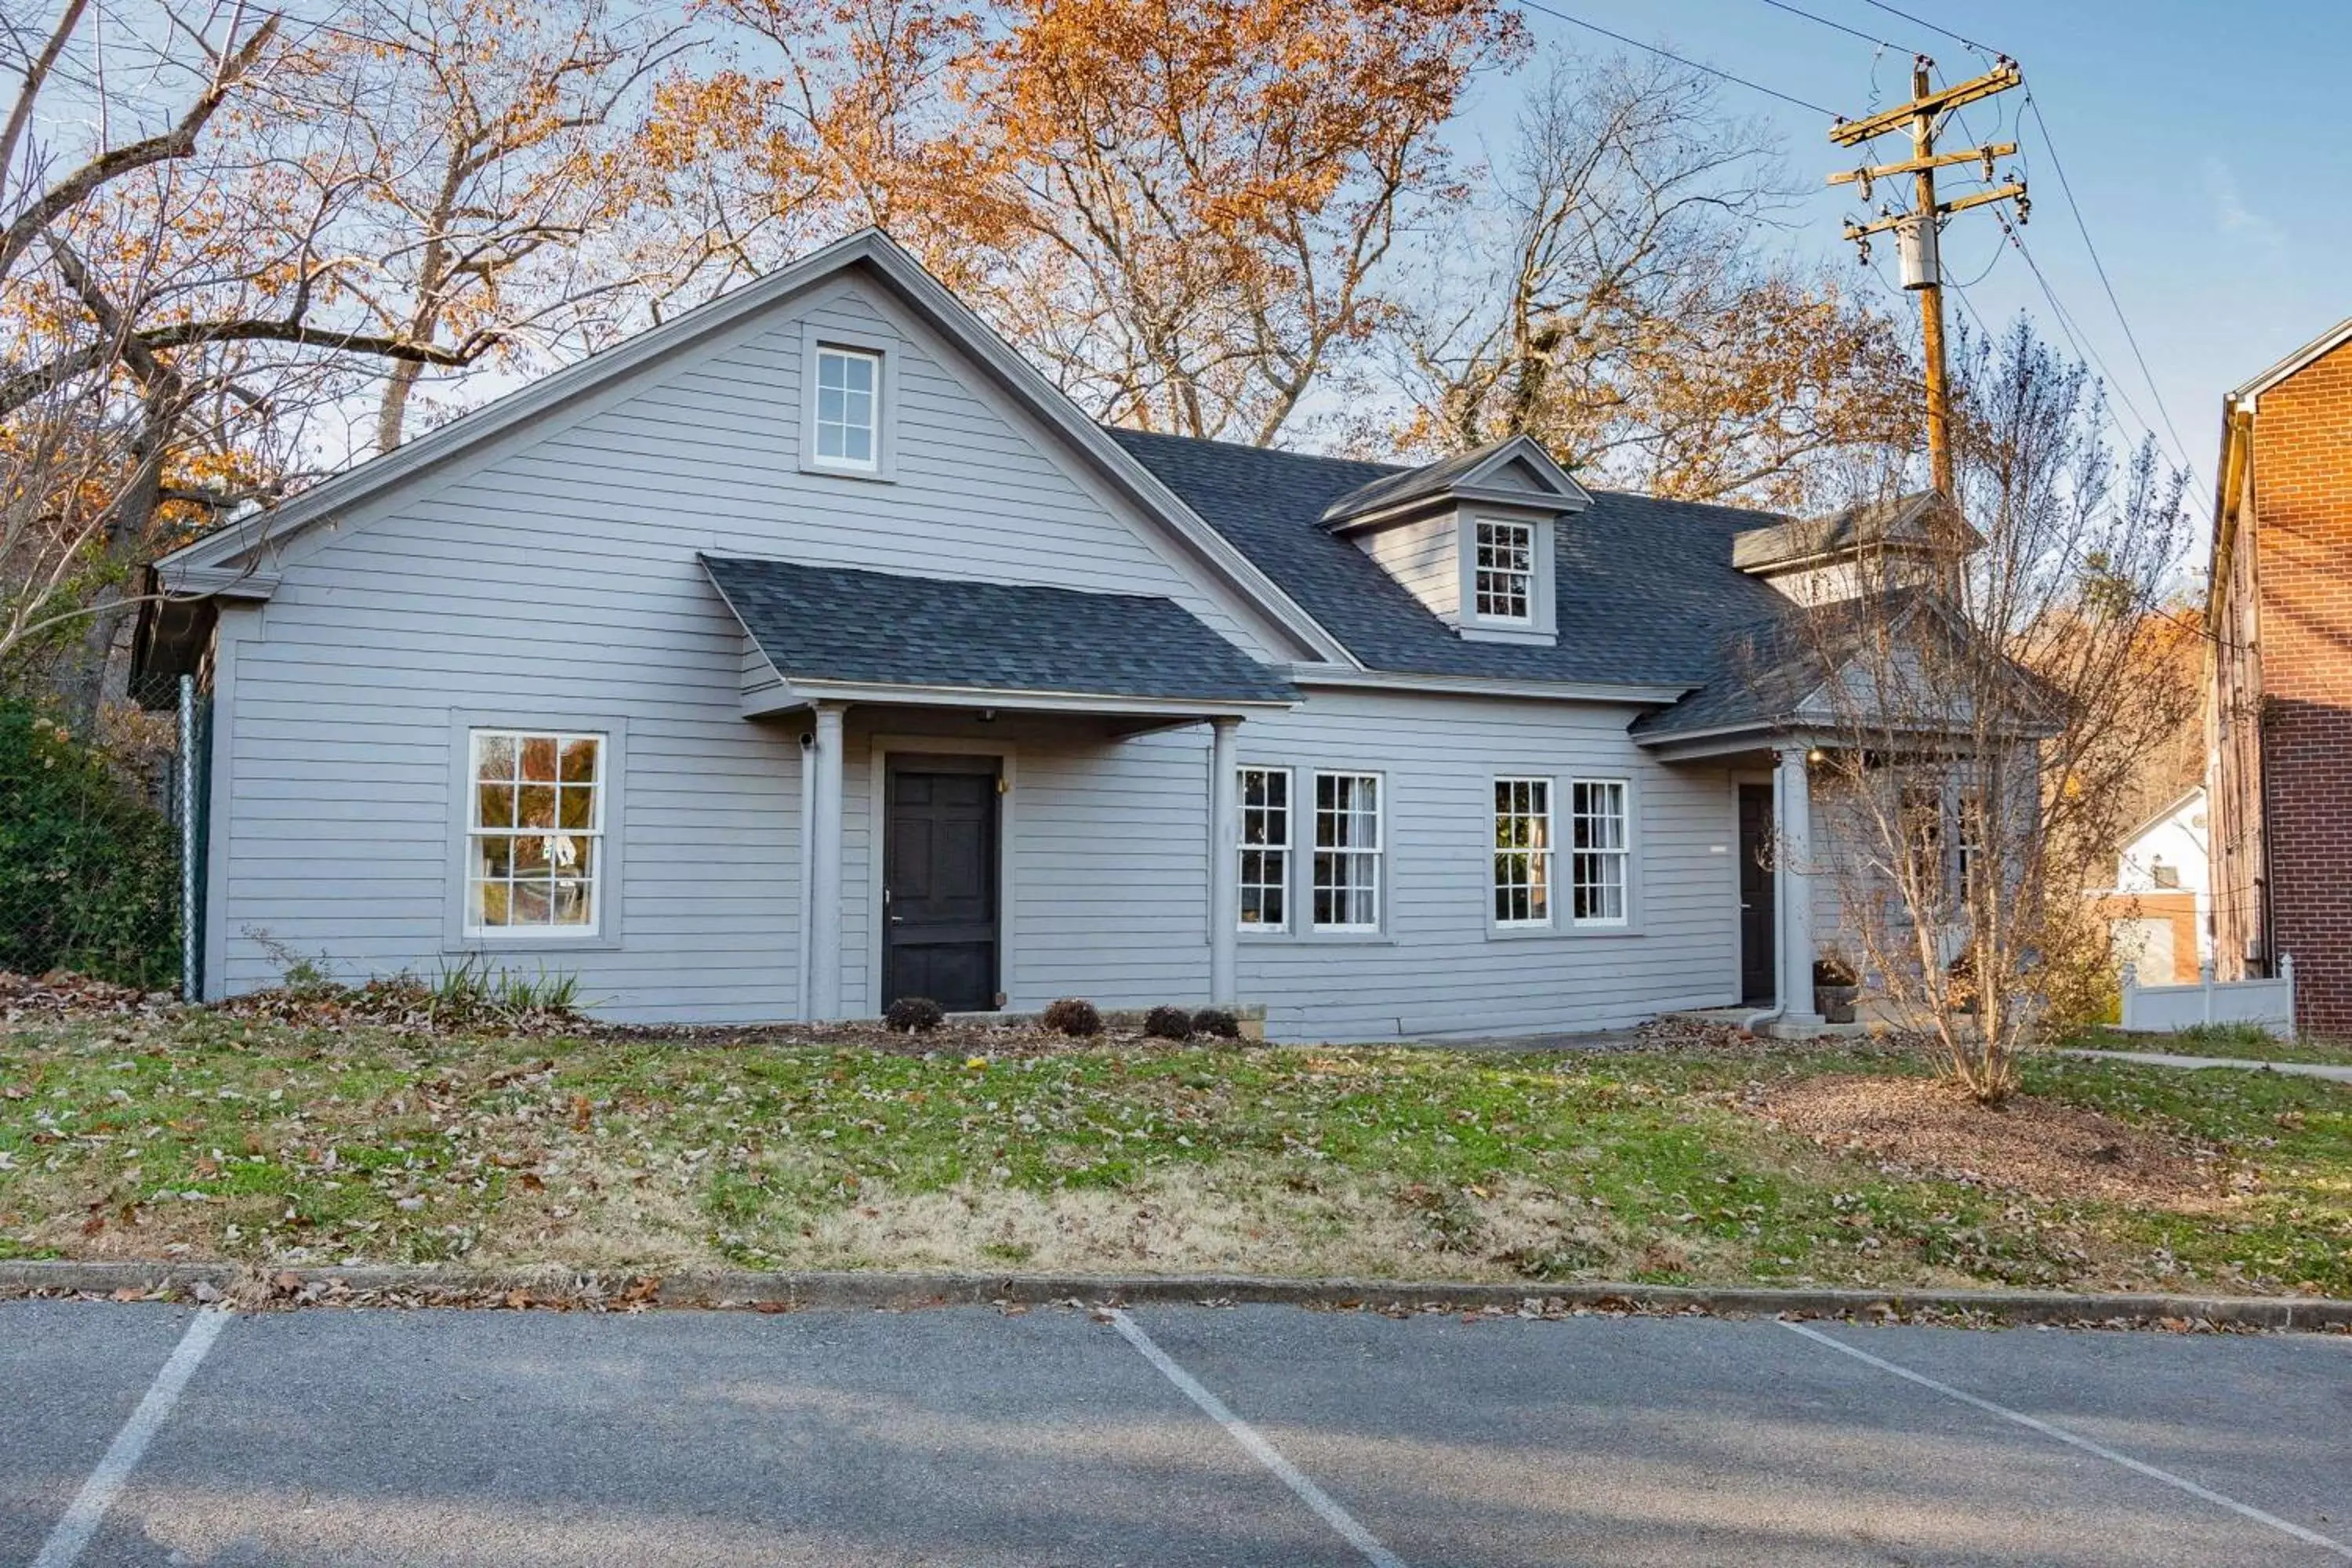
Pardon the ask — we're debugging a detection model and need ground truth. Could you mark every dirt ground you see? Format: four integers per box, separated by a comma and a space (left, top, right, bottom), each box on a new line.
1748, 1074, 2238, 1208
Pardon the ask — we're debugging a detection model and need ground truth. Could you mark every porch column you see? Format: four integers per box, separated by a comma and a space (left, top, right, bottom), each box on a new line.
1776, 744, 1820, 1022
1208, 717, 1241, 1007
808, 702, 848, 1021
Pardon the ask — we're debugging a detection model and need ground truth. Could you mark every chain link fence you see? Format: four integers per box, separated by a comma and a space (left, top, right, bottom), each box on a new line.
0, 675, 205, 997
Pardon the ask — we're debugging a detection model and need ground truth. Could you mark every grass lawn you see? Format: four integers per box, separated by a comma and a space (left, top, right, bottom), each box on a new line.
3, 1009, 2346, 1298
2068, 1023, 2352, 1068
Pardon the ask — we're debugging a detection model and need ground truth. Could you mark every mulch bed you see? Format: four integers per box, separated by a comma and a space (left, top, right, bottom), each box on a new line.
1748, 1073, 2236, 1207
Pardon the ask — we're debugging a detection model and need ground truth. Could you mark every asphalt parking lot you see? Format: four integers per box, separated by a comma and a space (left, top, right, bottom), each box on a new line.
4, 1300, 2347, 1566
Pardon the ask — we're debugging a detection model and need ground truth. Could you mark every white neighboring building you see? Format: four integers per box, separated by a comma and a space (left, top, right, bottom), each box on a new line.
2100, 786, 2210, 984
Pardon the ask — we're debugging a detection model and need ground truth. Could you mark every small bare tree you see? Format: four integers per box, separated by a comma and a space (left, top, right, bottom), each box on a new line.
1799, 318, 2193, 1102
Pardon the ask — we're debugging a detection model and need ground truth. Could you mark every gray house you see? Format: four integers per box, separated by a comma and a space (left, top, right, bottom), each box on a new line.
141, 230, 1958, 1041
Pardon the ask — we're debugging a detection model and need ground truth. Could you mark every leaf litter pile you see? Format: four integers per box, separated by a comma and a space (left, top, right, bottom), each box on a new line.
3, 974, 2347, 1298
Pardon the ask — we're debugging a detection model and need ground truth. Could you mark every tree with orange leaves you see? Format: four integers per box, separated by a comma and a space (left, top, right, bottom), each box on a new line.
699, 0, 1524, 444
1, 0, 717, 722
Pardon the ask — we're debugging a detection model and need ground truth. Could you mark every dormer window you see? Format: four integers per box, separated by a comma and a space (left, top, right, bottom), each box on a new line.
814, 347, 880, 470
1316, 434, 1590, 648
1474, 520, 1534, 622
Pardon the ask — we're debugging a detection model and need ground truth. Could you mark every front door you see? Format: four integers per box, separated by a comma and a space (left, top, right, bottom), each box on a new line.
883, 757, 1000, 1012
1738, 783, 1777, 1005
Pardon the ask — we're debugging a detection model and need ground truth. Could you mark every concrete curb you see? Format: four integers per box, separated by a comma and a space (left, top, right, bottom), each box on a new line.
2, 1260, 2348, 1331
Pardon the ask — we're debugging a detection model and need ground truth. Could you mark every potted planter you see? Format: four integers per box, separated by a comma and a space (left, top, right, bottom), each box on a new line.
1813, 955, 1860, 1024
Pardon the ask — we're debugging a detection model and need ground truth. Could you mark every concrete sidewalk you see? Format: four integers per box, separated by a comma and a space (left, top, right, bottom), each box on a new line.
2060, 1047, 2352, 1083
7, 1300, 2348, 1566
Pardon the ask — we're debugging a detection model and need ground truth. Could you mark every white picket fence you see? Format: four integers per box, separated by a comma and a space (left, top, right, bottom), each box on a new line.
2119, 955, 2296, 1039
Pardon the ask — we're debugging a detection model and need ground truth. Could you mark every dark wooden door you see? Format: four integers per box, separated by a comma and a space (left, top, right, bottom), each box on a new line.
1738, 784, 1777, 1005
883, 759, 1000, 1012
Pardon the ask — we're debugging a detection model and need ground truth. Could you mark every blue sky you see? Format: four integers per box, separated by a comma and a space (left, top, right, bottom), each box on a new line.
1464, 0, 2349, 529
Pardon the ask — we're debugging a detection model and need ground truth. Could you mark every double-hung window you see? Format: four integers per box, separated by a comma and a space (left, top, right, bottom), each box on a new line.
812, 346, 880, 470
466, 730, 604, 934
1238, 766, 1291, 930
1473, 519, 1534, 622
1955, 785, 1984, 895
1493, 777, 1553, 926
1312, 771, 1382, 931
1569, 779, 1628, 926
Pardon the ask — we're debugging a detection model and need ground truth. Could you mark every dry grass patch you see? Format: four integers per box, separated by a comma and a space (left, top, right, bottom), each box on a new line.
1750, 1074, 2234, 1209
779, 1164, 1644, 1282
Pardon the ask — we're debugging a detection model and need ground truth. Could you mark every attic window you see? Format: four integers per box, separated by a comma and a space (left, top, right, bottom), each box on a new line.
813, 347, 880, 470
1473, 519, 1534, 622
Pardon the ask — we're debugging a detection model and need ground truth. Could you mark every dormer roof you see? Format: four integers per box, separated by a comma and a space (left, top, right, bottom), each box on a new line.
1318, 434, 1592, 533
1731, 490, 1979, 575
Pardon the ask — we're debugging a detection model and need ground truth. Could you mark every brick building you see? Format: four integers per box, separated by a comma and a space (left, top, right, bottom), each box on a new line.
2207, 318, 2352, 1036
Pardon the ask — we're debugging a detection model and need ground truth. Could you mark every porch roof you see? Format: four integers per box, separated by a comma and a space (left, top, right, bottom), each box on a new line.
700, 554, 1298, 714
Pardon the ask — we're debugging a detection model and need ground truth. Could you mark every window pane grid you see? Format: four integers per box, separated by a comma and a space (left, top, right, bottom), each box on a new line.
1493, 776, 1552, 925
1474, 520, 1534, 622
468, 730, 603, 935
1570, 779, 1628, 925
1312, 772, 1381, 931
1239, 767, 1290, 930
814, 347, 879, 466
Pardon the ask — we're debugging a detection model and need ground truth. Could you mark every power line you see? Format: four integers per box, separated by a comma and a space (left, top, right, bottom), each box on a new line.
2022, 88, 2201, 488
1513, 0, 1843, 118
1850, 0, 2002, 59
1755, 0, 1916, 53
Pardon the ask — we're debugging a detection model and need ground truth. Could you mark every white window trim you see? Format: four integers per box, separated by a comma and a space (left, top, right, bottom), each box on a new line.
1237, 764, 1293, 935
441, 710, 626, 953
811, 346, 882, 474
1491, 774, 1556, 931
1310, 769, 1385, 934
1454, 507, 1557, 643
798, 319, 899, 483
1472, 519, 1536, 625
1568, 775, 1632, 929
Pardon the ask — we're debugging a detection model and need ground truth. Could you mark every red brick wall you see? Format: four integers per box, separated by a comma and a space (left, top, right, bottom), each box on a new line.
2250, 338, 2352, 1036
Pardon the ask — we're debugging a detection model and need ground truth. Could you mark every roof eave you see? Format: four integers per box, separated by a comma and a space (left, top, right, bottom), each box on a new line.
750, 676, 1297, 720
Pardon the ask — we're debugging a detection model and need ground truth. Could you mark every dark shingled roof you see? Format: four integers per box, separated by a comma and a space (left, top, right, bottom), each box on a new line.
701, 555, 1296, 706
1627, 593, 1894, 739
1730, 491, 1973, 572
1316, 437, 1522, 525
1106, 427, 1795, 692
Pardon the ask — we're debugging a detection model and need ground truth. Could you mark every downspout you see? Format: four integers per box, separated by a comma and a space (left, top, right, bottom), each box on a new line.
1740, 758, 1788, 1033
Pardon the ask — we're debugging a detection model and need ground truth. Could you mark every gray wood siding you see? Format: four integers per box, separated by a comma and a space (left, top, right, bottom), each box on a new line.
1356, 514, 1461, 622
840, 710, 1210, 1015
211, 280, 1283, 1018
1235, 690, 1741, 1040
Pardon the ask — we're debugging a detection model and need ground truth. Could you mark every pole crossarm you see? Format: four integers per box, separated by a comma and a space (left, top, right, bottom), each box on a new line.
1828, 55, 2027, 499
1839, 182, 2026, 241
1828, 143, 2016, 187
1829, 59, 2022, 146
1935, 181, 2028, 219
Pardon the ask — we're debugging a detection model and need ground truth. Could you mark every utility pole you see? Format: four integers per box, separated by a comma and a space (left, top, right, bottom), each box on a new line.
1830, 56, 2028, 498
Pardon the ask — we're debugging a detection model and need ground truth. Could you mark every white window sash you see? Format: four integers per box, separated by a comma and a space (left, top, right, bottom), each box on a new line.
1493, 775, 1555, 927
464, 729, 606, 938
1474, 520, 1534, 623
1312, 771, 1383, 932
1570, 778, 1629, 927
812, 347, 881, 470
1238, 765, 1291, 932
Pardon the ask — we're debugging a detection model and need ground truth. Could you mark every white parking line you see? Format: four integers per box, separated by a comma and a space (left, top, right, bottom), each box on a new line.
1780, 1320, 2352, 1561
33, 1307, 232, 1568
1107, 1309, 1406, 1568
